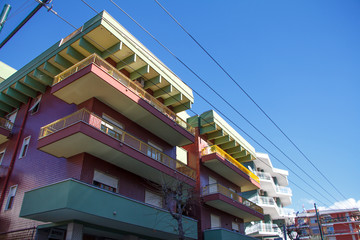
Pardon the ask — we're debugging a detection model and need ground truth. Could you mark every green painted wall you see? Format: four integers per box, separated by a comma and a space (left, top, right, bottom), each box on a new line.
204, 229, 258, 240
20, 179, 198, 239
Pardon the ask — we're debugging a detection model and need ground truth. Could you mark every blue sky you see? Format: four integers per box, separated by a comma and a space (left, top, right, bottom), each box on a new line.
0, 0, 359, 212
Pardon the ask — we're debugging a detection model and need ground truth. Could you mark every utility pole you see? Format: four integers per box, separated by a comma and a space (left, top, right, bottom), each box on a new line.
0, 4, 11, 33
0, 0, 49, 49
314, 203, 324, 240
283, 224, 287, 240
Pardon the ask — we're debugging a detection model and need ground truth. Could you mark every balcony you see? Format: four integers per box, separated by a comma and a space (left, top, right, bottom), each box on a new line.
204, 228, 258, 240
20, 179, 198, 239
245, 223, 281, 236
254, 171, 272, 181
0, 117, 13, 144
37, 109, 196, 187
201, 146, 260, 191
202, 183, 263, 222
51, 54, 194, 146
188, 110, 256, 162
279, 207, 296, 218
254, 171, 292, 206
254, 171, 277, 195
321, 215, 360, 225
250, 196, 281, 217
324, 229, 360, 236
276, 186, 292, 195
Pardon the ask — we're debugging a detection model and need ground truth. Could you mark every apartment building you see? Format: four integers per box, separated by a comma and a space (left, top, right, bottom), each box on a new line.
243, 153, 295, 239
187, 110, 264, 239
294, 208, 360, 240
0, 11, 265, 240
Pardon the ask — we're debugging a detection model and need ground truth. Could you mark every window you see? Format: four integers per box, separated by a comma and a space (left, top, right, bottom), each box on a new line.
326, 226, 334, 234
29, 95, 42, 115
145, 190, 163, 208
5, 110, 17, 129
93, 170, 118, 193
19, 136, 31, 159
208, 176, 218, 194
210, 214, 221, 228
301, 229, 308, 236
5, 185, 17, 210
0, 149, 5, 165
101, 114, 124, 139
310, 218, 317, 224
147, 141, 163, 161
232, 221, 239, 231
311, 226, 320, 234
297, 218, 304, 225
176, 146, 188, 164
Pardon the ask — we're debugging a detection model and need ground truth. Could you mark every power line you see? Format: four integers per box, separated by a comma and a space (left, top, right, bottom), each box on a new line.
78, 0, 340, 207
6, 0, 34, 22
99, 0, 336, 206
42, 0, 335, 207
106, 0, 346, 206
152, 0, 349, 203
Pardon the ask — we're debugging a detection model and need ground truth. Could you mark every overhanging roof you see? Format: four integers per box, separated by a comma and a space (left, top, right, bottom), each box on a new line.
0, 11, 193, 116
188, 110, 256, 162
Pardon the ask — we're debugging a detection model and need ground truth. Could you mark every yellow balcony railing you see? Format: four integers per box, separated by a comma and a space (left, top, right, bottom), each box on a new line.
0, 117, 13, 131
53, 53, 194, 135
39, 108, 196, 180
201, 145, 259, 183
202, 183, 263, 214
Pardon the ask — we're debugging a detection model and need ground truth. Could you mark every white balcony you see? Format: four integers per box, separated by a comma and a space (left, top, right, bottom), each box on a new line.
276, 186, 292, 195
254, 171, 292, 206
245, 222, 281, 237
250, 196, 281, 218
255, 171, 272, 181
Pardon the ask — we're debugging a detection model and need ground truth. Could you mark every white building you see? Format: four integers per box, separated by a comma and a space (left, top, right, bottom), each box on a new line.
244, 152, 295, 239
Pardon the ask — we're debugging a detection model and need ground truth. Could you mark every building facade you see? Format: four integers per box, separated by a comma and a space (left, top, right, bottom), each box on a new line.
293, 208, 360, 240
186, 110, 264, 239
0, 11, 267, 240
243, 153, 295, 239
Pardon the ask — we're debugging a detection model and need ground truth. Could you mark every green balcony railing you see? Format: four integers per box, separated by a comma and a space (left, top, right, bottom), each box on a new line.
202, 183, 263, 214
39, 108, 196, 179
53, 53, 194, 135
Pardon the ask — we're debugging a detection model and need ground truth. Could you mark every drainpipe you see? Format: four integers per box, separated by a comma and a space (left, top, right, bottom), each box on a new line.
0, 98, 31, 211
194, 123, 203, 240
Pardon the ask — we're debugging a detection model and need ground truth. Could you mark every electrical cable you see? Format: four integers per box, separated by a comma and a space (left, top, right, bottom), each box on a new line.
6, 0, 34, 22
79, 0, 340, 207
92, 1, 337, 207
106, 0, 348, 207
37, 0, 335, 208
152, 0, 349, 203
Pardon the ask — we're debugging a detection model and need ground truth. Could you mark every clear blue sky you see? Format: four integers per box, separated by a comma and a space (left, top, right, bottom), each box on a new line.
0, 0, 359, 212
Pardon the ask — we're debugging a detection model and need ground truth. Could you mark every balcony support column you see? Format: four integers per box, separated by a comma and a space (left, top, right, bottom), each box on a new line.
65, 222, 83, 240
